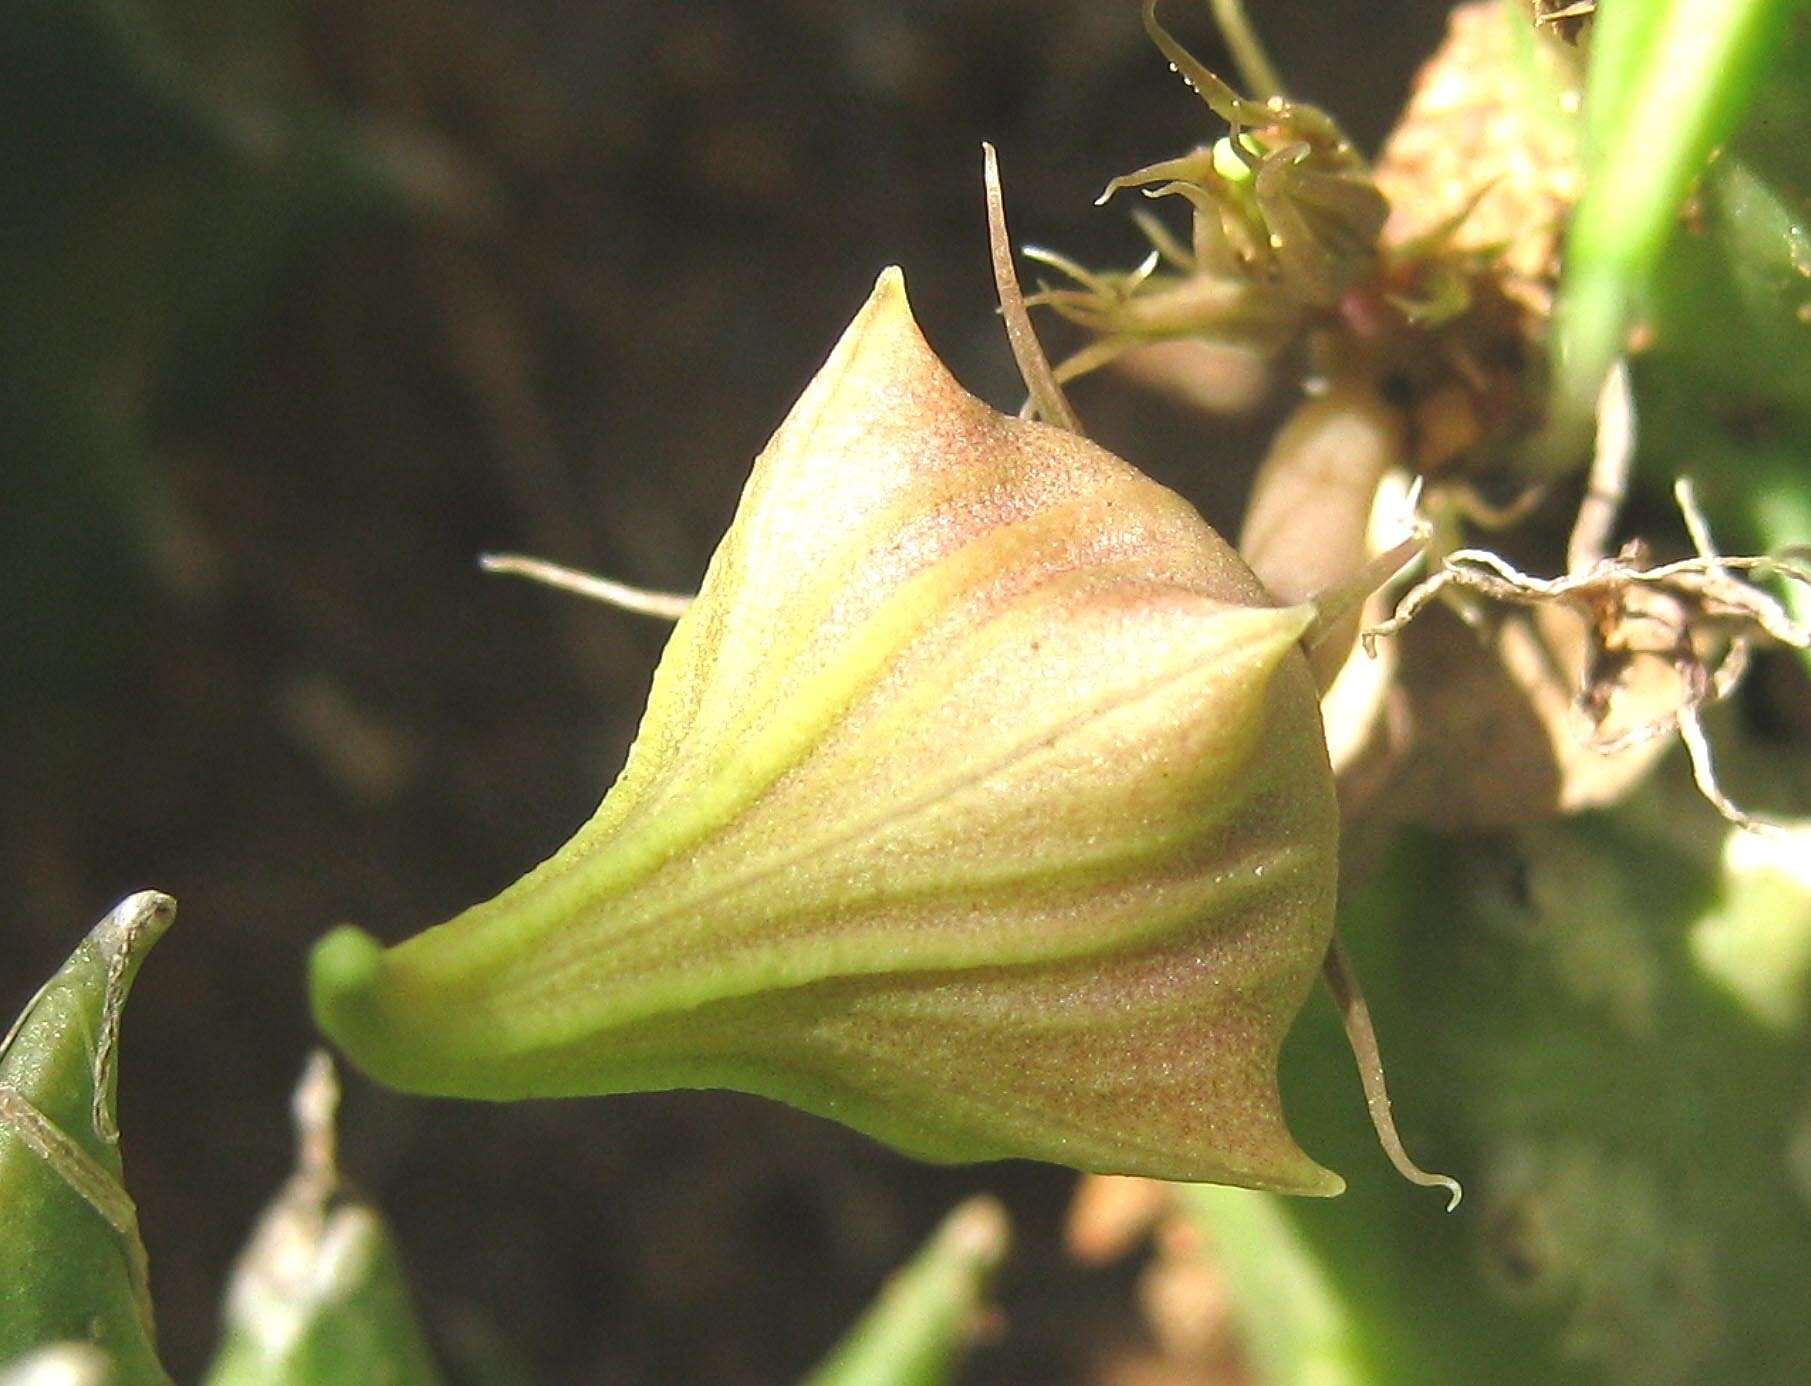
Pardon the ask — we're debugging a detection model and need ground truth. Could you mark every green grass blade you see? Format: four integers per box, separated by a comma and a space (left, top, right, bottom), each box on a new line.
1176, 1184, 1369, 1386
800, 1198, 1009, 1386
1545, 0, 1793, 463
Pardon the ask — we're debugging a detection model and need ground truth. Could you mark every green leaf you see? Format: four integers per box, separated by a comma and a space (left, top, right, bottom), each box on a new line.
1545, 0, 1796, 458
800, 1197, 1009, 1386
0, 892, 174, 1385
1611, 12, 1811, 669
1176, 1183, 1366, 1386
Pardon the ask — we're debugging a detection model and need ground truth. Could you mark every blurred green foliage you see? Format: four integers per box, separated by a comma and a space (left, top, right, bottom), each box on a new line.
1618, 9, 1811, 665
1189, 776, 1811, 1385
1550, 0, 1800, 456
0, 0, 405, 706
800, 1198, 1008, 1386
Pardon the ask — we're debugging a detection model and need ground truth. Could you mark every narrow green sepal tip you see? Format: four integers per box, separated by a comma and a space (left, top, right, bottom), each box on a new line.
1290, 1167, 1345, 1200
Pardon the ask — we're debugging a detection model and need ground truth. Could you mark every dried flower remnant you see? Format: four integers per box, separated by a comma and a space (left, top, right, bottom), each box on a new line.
1030, 0, 1564, 516
1025, 1, 1387, 387
479, 552, 695, 620
1366, 0, 1586, 484
1532, 0, 1596, 46
1332, 369, 1642, 831
1375, 1, 1584, 320
1366, 475, 1811, 833
1115, 0, 1388, 310
314, 267, 1364, 1194
983, 141, 1081, 432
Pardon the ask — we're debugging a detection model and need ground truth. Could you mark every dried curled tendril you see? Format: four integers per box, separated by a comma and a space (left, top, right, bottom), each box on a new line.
1366, 369, 1811, 835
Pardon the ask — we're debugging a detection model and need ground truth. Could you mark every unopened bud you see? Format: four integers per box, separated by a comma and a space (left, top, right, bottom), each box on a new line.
312, 270, 1343, 1195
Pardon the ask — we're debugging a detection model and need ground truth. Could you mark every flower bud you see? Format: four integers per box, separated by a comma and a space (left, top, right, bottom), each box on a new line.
312, 269, 1342, 1195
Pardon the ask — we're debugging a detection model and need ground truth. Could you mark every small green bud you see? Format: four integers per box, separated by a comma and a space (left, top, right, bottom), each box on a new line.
1, 892, 173, 1385
1211, 134, 1263, 185
313, 269, 1343, 1196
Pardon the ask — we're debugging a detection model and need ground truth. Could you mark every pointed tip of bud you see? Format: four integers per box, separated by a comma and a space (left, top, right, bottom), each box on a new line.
847, 264, 915, 347
312, 925, 385, 1005
91, 890, 177, 973
1290, 1164, 1348, 1198
310, 926, 394, 1075
107, 889, 178, 927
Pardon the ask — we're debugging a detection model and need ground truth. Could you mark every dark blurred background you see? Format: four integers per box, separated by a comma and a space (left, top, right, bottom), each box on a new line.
2, 1, 1449, 1380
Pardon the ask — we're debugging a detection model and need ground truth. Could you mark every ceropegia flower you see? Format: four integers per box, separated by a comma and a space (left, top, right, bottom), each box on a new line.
311, 268, 1347, 1195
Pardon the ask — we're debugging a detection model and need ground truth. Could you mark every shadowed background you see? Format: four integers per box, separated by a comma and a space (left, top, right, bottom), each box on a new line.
2, 1, 1449, 1380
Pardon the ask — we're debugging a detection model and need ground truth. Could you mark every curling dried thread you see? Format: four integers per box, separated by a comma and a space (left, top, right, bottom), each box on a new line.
1322, 937, 1463, 1210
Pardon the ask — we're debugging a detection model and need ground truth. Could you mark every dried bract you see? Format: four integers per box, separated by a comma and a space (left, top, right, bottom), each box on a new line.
1367, 481, 1811, 832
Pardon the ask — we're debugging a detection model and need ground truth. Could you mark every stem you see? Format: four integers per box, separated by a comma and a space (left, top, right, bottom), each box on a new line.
1543, 0, 1787, 470
1566, 359, 1634, 575
1749, 482, 1811, 680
